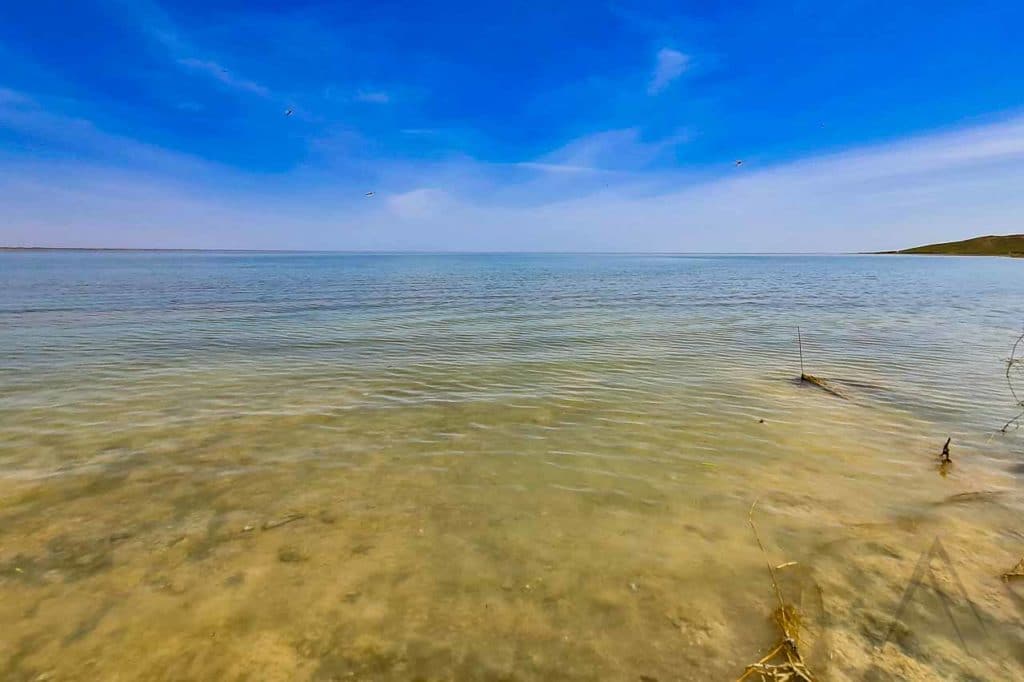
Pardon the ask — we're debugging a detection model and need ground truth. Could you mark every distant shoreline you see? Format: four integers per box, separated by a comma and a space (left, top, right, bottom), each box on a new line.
873, 233, 1024, 257
873, 252, 1024, 258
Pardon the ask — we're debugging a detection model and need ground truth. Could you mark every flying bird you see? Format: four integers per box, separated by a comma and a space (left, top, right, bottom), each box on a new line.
734, 159, 744, 167
364, 191, 375, 197
284, 108, 294, 117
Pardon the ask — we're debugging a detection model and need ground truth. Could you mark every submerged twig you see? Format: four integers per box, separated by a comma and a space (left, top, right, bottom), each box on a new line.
738, 501, 816, 682
262, 512, 306, 530
800, 373, 848, 400
1003, 557, 1024, 582
749, 500, 786, 615
935, 490, 1005, 506
1000, 331, 1024, 432
796, 328, 848, 400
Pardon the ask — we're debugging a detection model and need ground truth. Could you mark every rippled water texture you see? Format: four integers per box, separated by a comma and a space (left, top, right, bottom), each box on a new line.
1, 253, 1022, 680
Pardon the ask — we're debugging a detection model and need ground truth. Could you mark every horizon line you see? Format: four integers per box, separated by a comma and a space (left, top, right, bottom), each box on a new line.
0, 245, 894, 256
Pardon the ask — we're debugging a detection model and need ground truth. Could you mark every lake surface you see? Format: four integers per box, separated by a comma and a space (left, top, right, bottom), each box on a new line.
1, 252, 1022, 680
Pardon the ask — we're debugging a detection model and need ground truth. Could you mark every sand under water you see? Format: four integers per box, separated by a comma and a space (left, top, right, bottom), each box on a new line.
1, 253, 1022, 680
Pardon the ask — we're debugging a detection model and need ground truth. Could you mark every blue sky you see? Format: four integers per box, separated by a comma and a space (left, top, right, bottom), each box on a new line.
1, 0, 1023, 251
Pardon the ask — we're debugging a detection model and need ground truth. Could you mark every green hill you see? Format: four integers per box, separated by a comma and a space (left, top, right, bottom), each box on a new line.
878, 234, 1024, 256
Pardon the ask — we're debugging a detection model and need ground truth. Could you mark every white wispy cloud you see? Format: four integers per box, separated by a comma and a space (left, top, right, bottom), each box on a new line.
515, 162, 608, 175
523, 128, 690, 175
354, 90, 391, 104
111, 0, 276, 99
648, 48, 689, 95
386, 188, 450, 220
0, 87, 33, 106
176, 58, 270, 97
0, 87, 211, 174
3, 91, 1024, 253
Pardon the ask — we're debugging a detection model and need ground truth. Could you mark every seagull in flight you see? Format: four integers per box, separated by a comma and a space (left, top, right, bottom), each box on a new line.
364, 191, 375, 197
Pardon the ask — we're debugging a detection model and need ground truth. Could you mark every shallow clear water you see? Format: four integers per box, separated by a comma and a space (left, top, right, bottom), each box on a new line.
1, 252, 1022, 680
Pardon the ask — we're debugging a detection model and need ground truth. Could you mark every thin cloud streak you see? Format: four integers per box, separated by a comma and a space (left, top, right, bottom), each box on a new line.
176, 58, 271, 96
2, 101, 1024, 252
114, 0, 276, 99
354, 91, 391, 104
648, 48, 689, 94
515, 162, 610, 175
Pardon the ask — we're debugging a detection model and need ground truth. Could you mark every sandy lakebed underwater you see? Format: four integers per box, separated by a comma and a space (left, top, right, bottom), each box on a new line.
1, 252, 1022, 680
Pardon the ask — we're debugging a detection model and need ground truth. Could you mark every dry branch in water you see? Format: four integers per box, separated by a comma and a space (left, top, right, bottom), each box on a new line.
796, 327, 848, 400
738, 501, 816, 682
933, 490, 1005, 506
1000, 331, 1024, 432
800, 373, 848, 400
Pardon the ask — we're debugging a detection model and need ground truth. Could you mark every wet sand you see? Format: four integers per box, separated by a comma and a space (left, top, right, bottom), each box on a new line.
2, 369, 1022, 681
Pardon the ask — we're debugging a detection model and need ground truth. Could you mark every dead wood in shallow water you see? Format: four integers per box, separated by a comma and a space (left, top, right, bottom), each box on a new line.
795, 328, 848, 400
262, 512, 306, 530
799, 373, 848, 400
934, 490, 1006, 506
738, 501, 817, 682
938, 438, 953, 476
1000, 331, 1024, 432
1003, 557, 1024, 582
797, 327, 805, 376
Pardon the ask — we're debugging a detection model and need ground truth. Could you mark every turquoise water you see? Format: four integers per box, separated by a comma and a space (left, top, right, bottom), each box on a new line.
1, 253, 1022, 680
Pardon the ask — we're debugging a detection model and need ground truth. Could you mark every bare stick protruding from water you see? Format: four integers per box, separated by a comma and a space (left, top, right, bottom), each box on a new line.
797, 326, 805, 376
796, 329, 847, 400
